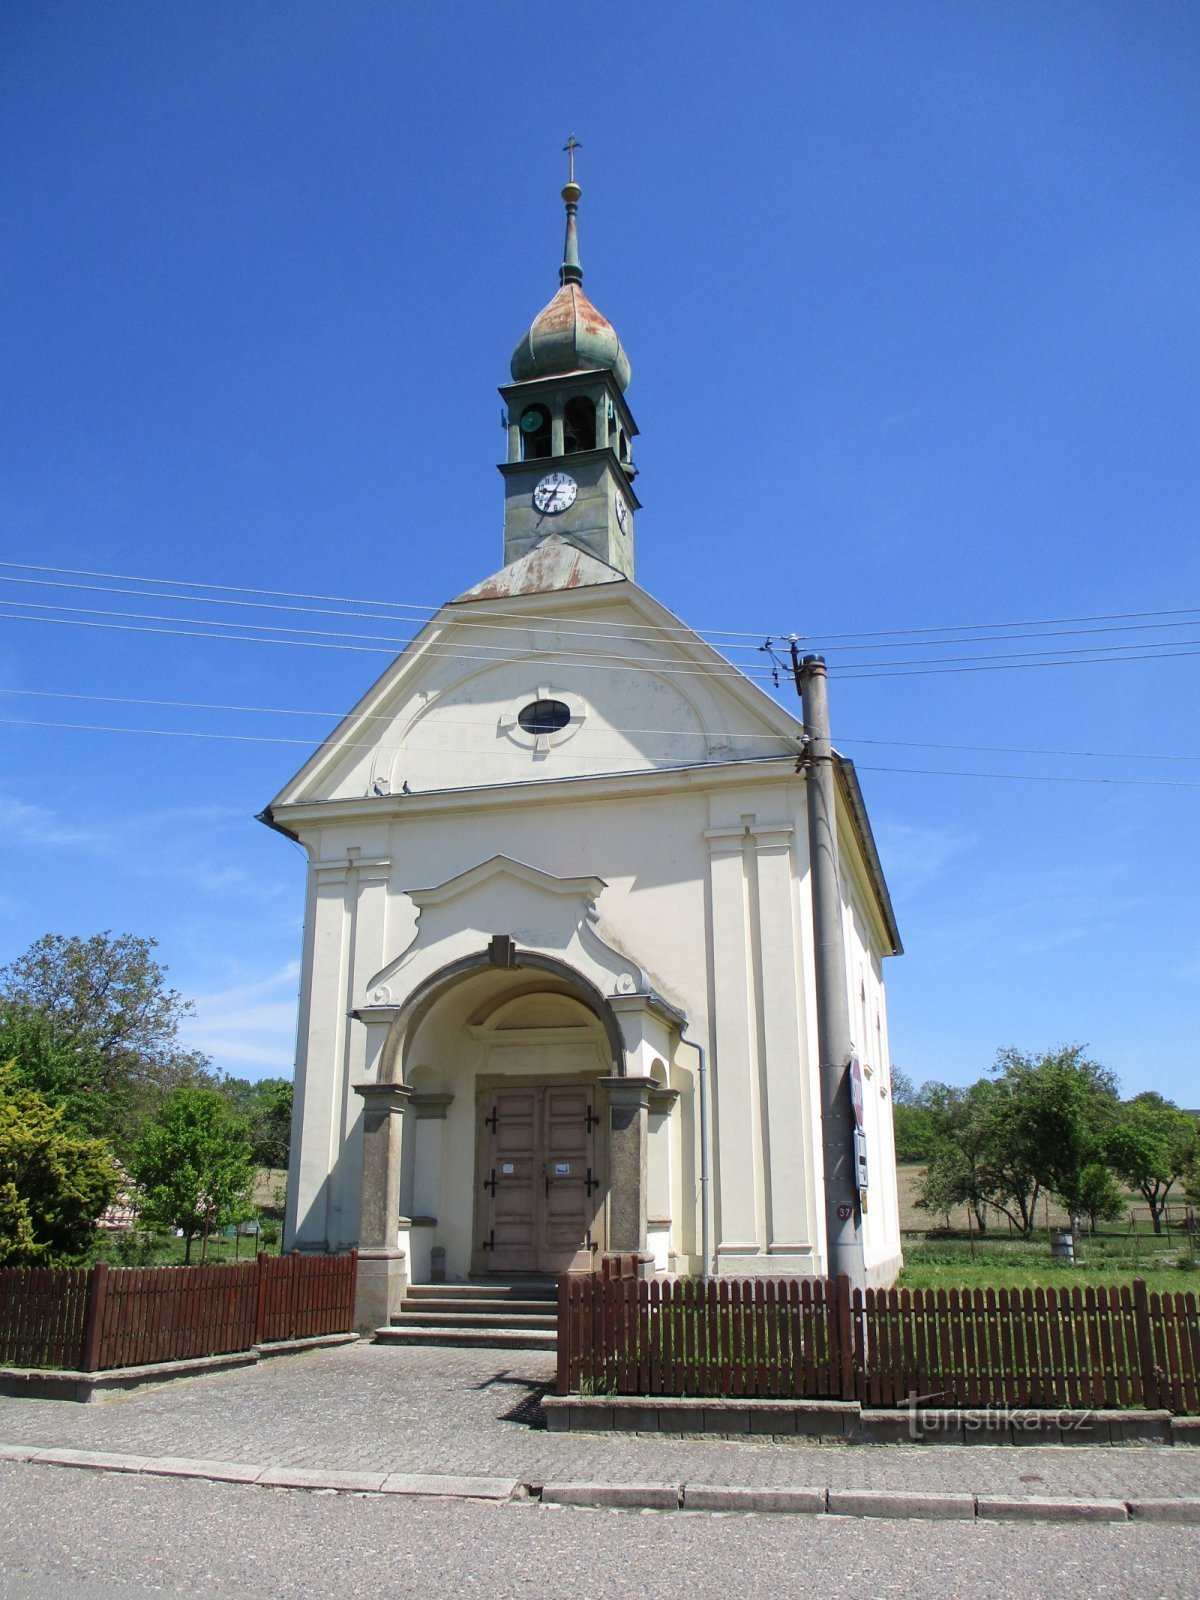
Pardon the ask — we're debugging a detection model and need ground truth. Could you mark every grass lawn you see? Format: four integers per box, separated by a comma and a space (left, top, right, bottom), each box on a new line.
899, 1225, 1198, 1297
91, 1227, 284, 1268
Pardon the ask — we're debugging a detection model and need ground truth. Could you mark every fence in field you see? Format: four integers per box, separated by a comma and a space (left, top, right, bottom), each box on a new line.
0, 1251, 357, 1372
558, 1257, 1200, 1413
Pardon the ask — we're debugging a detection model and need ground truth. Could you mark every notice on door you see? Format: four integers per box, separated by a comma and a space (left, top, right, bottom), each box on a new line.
501, 1162, 515, 1175
554, 1161, 571, 1176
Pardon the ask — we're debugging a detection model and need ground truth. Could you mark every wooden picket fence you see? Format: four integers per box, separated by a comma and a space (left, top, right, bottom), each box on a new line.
0, 1252, 357, 1373
557, 1259, 1200, 1413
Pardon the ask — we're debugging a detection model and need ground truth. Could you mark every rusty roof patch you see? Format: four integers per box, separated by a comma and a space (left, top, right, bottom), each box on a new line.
453, 534, 625, 602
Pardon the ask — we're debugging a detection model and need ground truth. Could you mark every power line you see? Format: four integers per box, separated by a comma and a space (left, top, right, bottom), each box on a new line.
836, 646, 1200, 680
0, 571, 770, 657
852, 762, 1200, 790
5, 593, 1200, 681
795, 603, 1200, 643
3, 713, 1199, 788
3, 686, 1198, 763
0, 606, 781, 682
2, 557, 1195, 648
0, 559, 780, 642
3, 572, 1199, 659
0, 686, 800, 742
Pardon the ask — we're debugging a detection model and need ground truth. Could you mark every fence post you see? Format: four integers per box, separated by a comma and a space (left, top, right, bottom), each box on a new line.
1132, 1277, 1160, 1409
835, 1273, 855, 1401
254, 1252, 270, 1346
556, 1273, 570, 1396
290, 1248, 302, 1341
80, 1261, 109, 1373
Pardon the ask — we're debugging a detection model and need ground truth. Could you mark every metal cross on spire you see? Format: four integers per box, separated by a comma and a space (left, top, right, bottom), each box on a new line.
563, 133, 582, 185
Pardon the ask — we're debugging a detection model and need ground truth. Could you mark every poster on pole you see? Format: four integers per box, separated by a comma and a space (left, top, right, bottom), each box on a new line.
849, 1052, 864, 1132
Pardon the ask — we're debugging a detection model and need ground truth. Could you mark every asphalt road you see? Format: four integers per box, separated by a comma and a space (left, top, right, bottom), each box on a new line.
2, 1464, 1199, 1600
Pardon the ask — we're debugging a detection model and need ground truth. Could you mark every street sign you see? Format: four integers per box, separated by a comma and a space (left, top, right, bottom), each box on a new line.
849, 1053, 864, 1132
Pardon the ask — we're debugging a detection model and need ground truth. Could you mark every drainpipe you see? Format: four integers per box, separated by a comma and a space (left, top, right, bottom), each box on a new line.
681, 1029, 711, 1278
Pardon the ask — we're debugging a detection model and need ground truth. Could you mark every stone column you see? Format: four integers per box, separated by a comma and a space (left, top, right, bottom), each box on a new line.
352, 1082, 412, 1334
599, 1076, 656, 1277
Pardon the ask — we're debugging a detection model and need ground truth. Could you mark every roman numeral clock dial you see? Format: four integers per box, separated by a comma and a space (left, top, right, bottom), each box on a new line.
533, 472, 577, 514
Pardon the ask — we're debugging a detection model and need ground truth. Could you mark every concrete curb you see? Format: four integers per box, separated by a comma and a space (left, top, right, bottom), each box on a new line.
4, 1445, 518, 1501
4, 1447, 1199, 1524
0, 1333, 360, 1403
543, 1394, 1185, 1446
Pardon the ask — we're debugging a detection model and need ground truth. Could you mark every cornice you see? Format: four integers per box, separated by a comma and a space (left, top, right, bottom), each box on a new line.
270, 755, 801, 831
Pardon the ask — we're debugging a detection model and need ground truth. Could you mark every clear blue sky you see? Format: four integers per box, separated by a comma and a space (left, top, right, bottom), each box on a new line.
3, 2, 1197, 1100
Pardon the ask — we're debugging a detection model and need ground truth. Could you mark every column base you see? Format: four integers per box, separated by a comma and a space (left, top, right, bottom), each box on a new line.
354, 1247, 408, 1334
600, 1251, 656, 1280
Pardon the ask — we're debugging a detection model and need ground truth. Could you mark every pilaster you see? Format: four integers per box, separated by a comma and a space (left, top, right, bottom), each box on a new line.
704, 825, 761, 1260
599, 1075, 656, 1273
352, 1081, 412, 1333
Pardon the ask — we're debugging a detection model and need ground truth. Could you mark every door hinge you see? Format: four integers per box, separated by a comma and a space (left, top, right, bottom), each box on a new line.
485, 1106, 499, 1132
585, 1105, 599, 1132
481, 1230, 495, 1252
585, 1166, 599, 1197
483, 1168, 497, 1196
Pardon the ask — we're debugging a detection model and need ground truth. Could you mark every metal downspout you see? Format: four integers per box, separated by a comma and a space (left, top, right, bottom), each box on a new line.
682, 1029, 711, 1278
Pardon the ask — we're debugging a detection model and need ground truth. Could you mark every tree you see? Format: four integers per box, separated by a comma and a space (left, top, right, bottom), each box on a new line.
1106, 1093, 1199, 1235
890, 1070, 941, 1164
0, 1063, 120, 1265
1076, 1162, 1126, 1232
989, 1046, 1119, 1231
0, 1004, 111, 1143
219, 1078, 293, 1170
0, 933, 216, 1153
915, 1047, 1120, 1236
916, 1081, 1000, 1232
129, 1086, 256, 1262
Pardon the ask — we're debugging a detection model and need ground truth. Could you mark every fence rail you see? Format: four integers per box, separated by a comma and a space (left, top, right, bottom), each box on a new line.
0, 1252, 357, 1372
558, 1258, 1200, 1413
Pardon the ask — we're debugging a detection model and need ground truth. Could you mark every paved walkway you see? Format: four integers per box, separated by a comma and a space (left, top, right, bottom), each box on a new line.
1, 1343, 1198, 1511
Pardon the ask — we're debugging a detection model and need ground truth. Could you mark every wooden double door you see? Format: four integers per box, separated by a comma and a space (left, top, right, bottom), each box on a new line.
474, 1080, 604, 1275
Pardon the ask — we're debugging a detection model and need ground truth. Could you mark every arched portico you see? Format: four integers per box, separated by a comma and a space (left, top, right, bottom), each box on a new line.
351, 944, 682, 1325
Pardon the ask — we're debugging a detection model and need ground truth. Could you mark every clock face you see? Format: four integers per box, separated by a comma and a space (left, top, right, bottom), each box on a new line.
533, 472, 577, 515
615, 494, 630, 534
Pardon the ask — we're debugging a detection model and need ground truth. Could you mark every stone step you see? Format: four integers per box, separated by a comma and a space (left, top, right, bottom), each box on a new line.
406, 1282, 557, 1301
400, 1299, 555, 1320
374, 1324, 557, 1351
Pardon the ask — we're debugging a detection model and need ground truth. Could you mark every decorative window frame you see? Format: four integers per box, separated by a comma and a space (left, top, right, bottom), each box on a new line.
498, 686, 586, 755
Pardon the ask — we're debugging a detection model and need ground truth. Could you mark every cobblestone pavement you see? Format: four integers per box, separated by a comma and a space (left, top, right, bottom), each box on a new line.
2, 1342, 1199, 1500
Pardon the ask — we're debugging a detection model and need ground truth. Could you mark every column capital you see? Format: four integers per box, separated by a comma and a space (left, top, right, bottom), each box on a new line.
598, 1074, 657, 1110
353, 1082, 413, 1122
411, 1091, 454, 1121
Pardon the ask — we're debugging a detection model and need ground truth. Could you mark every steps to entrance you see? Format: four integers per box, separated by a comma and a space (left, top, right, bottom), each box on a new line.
374, 1280, 559, 1352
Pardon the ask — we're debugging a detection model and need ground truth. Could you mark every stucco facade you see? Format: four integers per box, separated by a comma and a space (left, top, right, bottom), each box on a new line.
263, 173, 904, 1322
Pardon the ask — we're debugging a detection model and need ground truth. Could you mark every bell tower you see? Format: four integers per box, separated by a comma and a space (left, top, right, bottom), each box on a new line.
499, 139, 640, 578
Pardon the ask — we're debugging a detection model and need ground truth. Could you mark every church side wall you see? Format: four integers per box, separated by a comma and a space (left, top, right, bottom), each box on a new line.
838, 815, 904, 1282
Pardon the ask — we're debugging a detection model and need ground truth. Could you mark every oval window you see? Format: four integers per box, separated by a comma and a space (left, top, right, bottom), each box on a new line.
517, 698, 571, 735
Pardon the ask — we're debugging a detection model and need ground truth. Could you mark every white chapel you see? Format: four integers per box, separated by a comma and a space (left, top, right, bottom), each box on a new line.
265, 161, 905, 1329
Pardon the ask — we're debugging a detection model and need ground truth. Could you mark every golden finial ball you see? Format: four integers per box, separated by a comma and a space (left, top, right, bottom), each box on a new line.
561, 182, 582, 203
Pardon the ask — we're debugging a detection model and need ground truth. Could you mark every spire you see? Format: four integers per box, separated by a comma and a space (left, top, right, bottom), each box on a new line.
560, 133, 583, 287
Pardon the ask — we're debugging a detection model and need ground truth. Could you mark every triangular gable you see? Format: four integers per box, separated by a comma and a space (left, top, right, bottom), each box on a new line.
266, 566, 808, 810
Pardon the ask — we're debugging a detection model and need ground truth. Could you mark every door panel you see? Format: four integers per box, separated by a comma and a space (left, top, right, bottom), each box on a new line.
486, 1089, 538, 1273
477, 1081, 602, 1275
540, 1085, 596, 1273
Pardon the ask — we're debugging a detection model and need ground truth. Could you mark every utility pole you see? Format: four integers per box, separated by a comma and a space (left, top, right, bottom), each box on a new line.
791, 646, 866, 1290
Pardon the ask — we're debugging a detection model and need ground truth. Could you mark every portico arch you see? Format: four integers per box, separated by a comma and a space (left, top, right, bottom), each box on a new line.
376, 944, 629, 1086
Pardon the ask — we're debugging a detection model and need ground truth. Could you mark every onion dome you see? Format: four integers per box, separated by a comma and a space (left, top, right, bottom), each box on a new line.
510, 165, 631, 393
